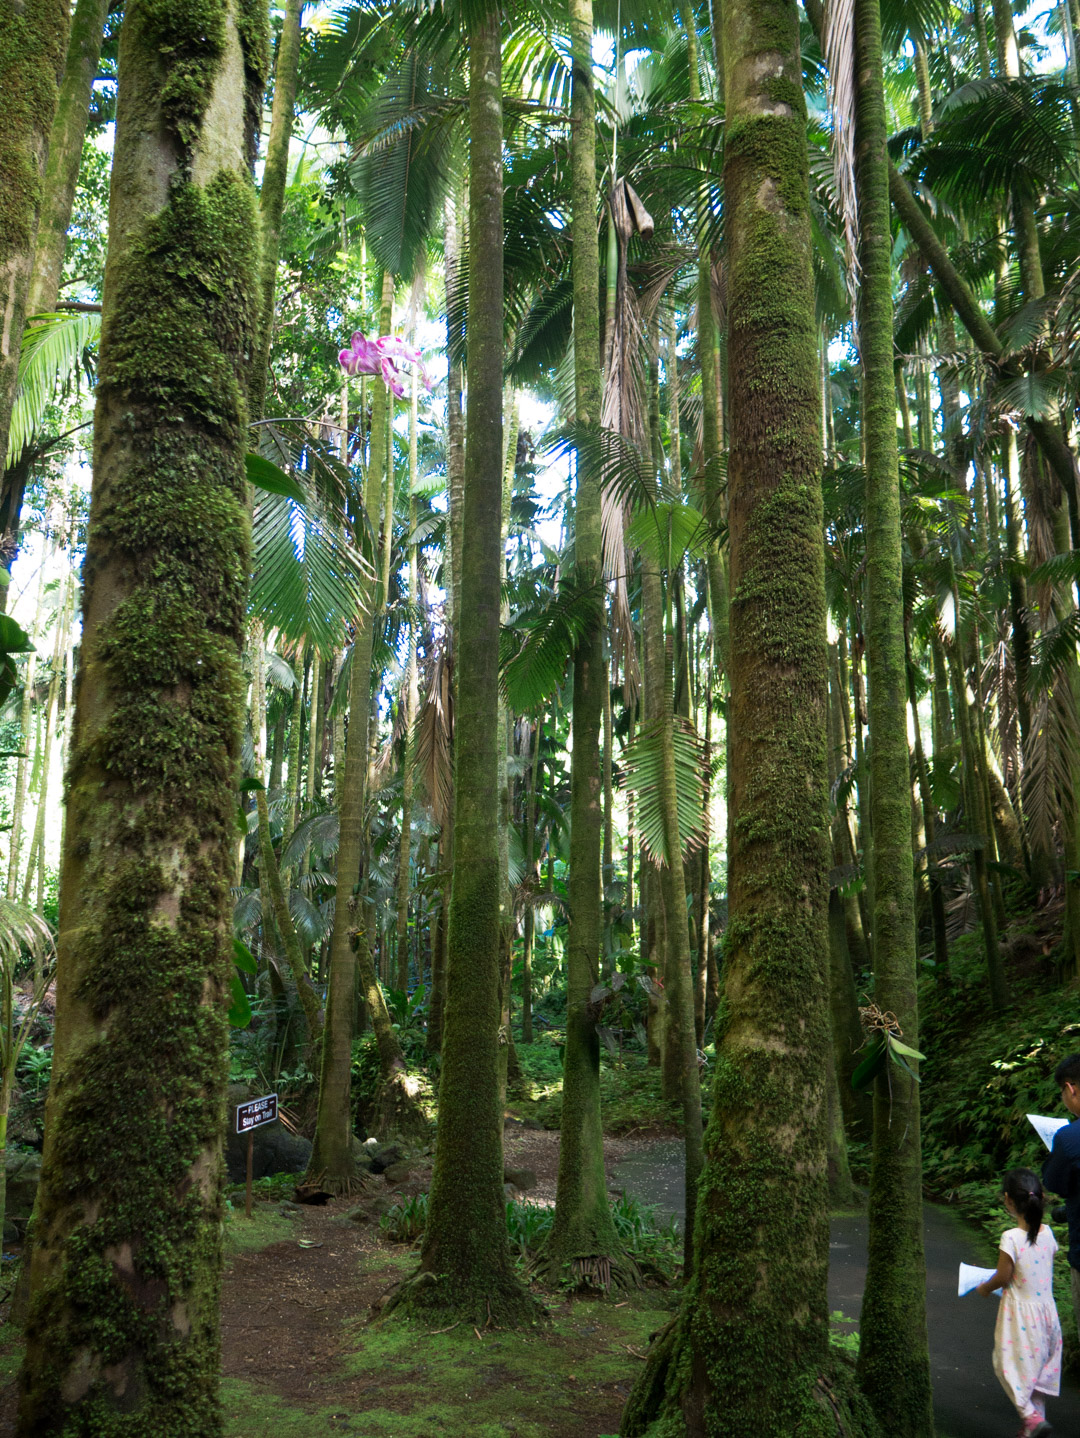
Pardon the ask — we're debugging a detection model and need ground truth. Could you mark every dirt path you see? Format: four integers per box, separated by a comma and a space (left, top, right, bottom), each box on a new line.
613, 1141, 1080, 1438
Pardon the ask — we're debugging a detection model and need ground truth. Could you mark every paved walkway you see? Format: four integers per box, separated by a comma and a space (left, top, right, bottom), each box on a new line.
613, 1140, 1080, 1437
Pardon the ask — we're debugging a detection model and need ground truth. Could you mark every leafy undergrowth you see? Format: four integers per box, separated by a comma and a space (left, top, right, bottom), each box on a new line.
379, 1189, 682, 1283
509, 1041, 681, 1135
919, 923, 1080, 1370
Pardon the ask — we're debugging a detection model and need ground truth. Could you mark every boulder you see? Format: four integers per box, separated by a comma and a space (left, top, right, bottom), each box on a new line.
4, 1149, 42, 1239
503, 1167, 536, 1194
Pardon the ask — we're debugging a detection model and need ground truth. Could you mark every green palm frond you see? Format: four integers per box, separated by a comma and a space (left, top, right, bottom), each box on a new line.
280, 809, 341, 871
7, 311, 100, 465
500, 579, 604, 714
251, 491, 368, 658
350, 50, 462, 280
620, 716, 709, 868
626, 500, 710, 570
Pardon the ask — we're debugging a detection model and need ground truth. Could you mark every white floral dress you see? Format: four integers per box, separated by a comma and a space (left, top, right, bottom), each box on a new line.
993, 1224, 1063, 1419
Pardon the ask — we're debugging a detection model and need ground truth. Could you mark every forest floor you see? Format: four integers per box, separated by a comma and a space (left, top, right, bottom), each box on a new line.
0, 1126, 678, 1438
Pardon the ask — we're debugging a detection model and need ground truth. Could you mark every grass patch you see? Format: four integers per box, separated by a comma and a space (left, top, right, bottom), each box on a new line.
223, 1201, 302, 1255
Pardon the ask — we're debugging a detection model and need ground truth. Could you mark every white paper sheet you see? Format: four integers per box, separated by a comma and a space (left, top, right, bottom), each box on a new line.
1026, 1113, 1070, 1152
959, 1262, 1001, 1298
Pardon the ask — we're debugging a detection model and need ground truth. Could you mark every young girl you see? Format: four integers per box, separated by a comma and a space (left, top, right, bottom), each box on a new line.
977, 1168, 1062, 1437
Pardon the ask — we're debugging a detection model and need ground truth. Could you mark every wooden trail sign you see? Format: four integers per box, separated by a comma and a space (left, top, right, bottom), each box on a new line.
236, 1093, 278, 1218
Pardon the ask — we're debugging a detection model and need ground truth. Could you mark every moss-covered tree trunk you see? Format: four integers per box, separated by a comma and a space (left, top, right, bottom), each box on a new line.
16, 0, 265, 1427
386, 9, 537, 1325
304, 273, 393, 1194
852, 2, 934, 1431
25, 0, 109, 320
250, 0, 303, 420
620, 2, 873, 1430
542, 0, 623, 1284
0, 0, 70, 550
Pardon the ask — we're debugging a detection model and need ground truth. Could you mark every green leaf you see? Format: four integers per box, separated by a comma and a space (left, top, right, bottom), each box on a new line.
620, 717, 709, 868
8, 311, 101, 466
251, 490, 367, 658
228, 972, 252, 1028
889, 1048, 922, 1083
246, 452, 308, 505
500, 579, 604, 713
232, 938, 258, 975
0, 615, 35, 655
238, 776, 265, 792
626, 500, 710, 569
888, 1036, 926, 1063
851, 1038, 887, 1093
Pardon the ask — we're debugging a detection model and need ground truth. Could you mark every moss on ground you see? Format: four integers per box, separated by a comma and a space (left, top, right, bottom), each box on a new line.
221, 1292, 671, 1438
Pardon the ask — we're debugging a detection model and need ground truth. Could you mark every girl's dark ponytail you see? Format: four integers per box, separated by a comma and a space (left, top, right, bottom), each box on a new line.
1003, 1168, 1045, 1245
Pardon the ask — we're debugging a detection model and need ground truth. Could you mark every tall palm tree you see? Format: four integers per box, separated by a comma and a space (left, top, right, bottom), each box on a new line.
843, 0, 934, 1428
622, 0, 877, 1429
15, 0, 267, 1426
386, 0, 540, 1326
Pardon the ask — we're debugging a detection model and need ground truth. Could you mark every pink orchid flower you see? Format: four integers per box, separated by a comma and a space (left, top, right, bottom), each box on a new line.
338, 331, 433, 395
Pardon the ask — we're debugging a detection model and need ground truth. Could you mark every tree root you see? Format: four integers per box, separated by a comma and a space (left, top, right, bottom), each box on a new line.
294, 1168, 371, 1203
379, 1265, 547, 1330
529, 1245, 643, 1294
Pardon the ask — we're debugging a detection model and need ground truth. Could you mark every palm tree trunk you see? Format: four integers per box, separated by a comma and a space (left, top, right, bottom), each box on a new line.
853, 2, 934, 1427
542, 0, 627, 1287
15, 0, 265, 1422
25, 0, 109, 320
21, 573, 69, 935
7, 555, 47, 899
250, 0, 304, 420
389, 9, 537, 1326
305, 272, 393, 1194
252, 638, 323, 1043
0, 0, 69, 551
395, 379, 420, 993
622, 0, 839, 1424
521, 718, 540, 1044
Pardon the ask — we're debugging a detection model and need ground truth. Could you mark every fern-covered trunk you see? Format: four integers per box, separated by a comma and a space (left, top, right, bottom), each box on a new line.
0, 0, 70, 588
16, 0, 265, 1424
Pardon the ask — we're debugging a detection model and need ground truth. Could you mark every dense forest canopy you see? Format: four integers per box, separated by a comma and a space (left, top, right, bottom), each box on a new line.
2, 0, 1080, 1434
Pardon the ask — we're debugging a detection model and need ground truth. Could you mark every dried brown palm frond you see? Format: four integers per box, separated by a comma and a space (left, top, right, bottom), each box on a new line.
601, 178, 653, 696
1022, 684, 1077, 864
982, 629, 1019, 798
414, 643, 453, 832
1020, 435, 1062, 589
822, 0, 859, 303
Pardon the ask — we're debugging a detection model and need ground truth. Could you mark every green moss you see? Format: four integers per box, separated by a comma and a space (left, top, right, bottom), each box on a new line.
17, 147, 259, 1438
0, 0, 67, 259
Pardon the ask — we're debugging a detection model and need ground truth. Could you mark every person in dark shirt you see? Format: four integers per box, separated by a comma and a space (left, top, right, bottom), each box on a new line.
1042, 1053, 1080, 1341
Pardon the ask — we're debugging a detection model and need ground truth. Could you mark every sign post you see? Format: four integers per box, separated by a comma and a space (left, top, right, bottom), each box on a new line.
235, 1093, 278, 1219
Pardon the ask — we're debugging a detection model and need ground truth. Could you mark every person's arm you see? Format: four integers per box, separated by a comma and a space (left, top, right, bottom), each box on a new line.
1043, 1129, 1074, 1196
976, 1248, 1015, 1297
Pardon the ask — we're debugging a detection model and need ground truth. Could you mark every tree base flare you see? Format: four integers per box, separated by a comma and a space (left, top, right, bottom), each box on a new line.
529, 1246, 643, 1294
380, 1265, 547, 1330
620, 1322, 884, 1438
